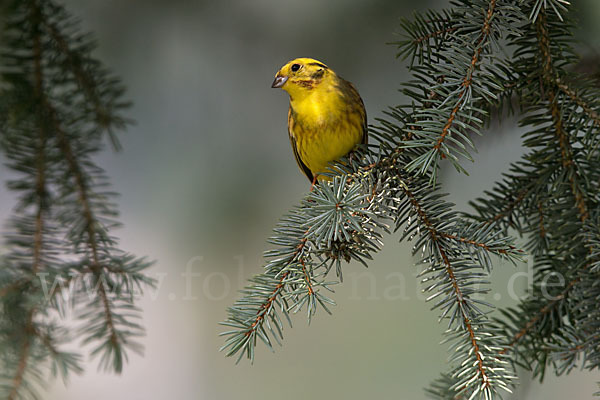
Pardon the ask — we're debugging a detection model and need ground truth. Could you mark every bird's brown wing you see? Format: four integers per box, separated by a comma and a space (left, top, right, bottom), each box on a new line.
343, 79, 368, 145
359, 96, 368, 145
287, 108, 314, 182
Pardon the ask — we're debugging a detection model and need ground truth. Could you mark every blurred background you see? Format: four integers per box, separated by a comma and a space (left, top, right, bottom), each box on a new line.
1, 0, 600, 399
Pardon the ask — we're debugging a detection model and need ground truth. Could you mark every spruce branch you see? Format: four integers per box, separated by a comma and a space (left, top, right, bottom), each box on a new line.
0, 0, 154, 397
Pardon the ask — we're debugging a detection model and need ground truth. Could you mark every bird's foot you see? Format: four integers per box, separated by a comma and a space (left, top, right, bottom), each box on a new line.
310, 175, 318, 192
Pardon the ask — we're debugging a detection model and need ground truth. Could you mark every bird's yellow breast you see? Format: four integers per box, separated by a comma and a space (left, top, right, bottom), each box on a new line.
289, 82, 364, 177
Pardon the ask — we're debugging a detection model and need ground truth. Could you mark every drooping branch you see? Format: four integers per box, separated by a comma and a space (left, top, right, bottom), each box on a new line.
536, 10, 589, 222
402, 185, 491, 390
50, 106, 121, 359
8, 3, 47, 396
40, 3, 129, 148
18, 3, 121, 344
1, 0, 153, 393
43, 20, 108, 123
491, 8, 594, 369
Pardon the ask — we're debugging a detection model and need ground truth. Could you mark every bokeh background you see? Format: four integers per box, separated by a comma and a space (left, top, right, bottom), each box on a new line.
1, 0, 600, 399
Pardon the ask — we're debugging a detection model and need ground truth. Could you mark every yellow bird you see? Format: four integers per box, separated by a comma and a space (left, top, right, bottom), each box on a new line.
271, 57, 367, 184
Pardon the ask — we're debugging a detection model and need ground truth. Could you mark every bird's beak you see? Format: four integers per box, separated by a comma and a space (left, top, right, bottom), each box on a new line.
271, 75, 288, 88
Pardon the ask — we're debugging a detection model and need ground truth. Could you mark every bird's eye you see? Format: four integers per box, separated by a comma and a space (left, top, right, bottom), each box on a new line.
291, 64, 301, 72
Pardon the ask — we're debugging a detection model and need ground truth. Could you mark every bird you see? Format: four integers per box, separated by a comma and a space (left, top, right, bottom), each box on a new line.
271, 57, 367, 185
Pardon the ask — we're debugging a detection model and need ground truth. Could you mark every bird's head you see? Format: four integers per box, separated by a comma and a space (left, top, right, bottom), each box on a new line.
271, 57, 331, 99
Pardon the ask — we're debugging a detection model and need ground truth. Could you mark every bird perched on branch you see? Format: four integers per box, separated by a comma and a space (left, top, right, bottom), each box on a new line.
271, 57, 367, 185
